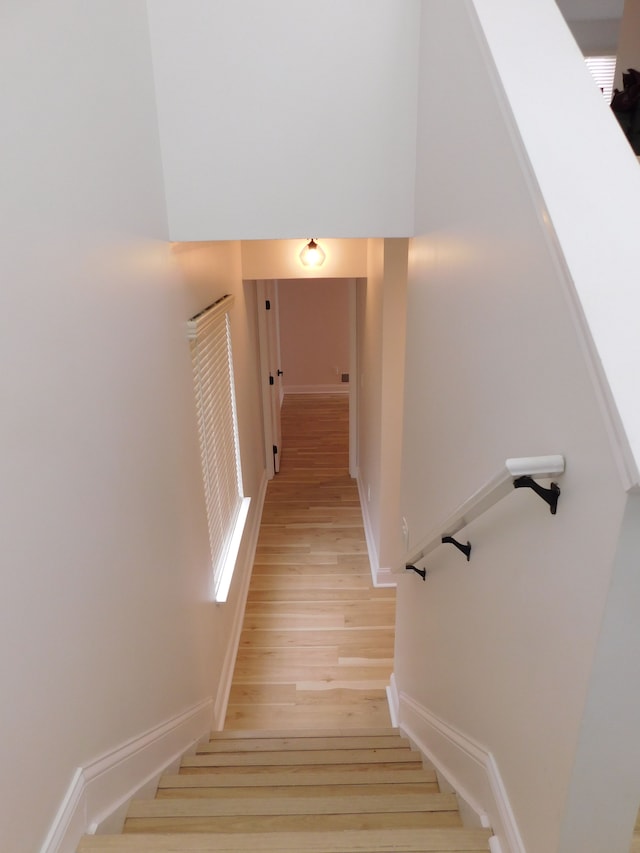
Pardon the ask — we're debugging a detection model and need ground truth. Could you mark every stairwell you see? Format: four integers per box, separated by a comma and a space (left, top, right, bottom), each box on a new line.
76, 728, 492, 852
76, 395, 493, 852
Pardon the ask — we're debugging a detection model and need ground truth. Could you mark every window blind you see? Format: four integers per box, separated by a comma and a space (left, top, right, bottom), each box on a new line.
187, 294, 249, 602
585, 55, 616, 103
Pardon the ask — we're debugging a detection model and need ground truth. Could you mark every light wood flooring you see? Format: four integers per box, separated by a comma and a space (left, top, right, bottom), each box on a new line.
224, 394, 396, 731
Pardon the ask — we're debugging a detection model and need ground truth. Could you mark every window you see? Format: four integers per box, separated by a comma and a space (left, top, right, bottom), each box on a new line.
187, 294, 250, 602
585, 55, 616, 103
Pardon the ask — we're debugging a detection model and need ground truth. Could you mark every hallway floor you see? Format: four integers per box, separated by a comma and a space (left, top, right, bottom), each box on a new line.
224, 393, 396, 730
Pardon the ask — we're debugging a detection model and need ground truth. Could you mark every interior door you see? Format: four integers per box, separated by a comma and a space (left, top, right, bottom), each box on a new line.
256, 280, 283, 477
265, 280, 283, 472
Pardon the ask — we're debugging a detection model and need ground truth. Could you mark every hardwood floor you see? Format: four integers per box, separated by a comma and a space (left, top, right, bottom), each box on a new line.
225, 394, 396, 731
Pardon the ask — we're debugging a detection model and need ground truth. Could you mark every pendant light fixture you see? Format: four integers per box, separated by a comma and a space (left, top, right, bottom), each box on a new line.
299, 238, 326, 268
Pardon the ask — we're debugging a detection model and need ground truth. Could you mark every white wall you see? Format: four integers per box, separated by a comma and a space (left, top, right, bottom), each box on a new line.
356, 243, 385, 574
277, 279, 350, 391
146, 0, 421, 240
473, 0, 640, 488
378, 240, 409, 571
356, 239, 408, 584
556, 0, 623, 41
564, 16, 621, 53
395, 1, 640, 851
556, 0, 623, 53
0, 5, 265, 851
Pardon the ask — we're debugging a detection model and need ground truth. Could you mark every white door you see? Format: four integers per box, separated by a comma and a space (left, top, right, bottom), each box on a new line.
257, 280, 283, 477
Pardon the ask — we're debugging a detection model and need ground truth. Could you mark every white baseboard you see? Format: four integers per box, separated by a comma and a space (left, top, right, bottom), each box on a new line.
284, 384, 349, 394
356, 471, 397, 589
397, 689, 523, 853
375, 567, 397, 587
212, 469, 268, 730
40, 697, 213, 853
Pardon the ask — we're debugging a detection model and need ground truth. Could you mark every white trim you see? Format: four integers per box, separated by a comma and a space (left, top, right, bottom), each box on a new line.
397, 688, 524, 853
356, 471, 397, 589
284, 384, 349, 394
375, 567, 398, 587
212, 469, 268, 730
356, 470, 378, 583
40, 698, 213, 853
387, 672, 400, 727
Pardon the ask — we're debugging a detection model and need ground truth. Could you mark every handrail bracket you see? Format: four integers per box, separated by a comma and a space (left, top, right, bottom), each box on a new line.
441, 536, 472, 561
406, 564, 427, 581
513, 475, 560, 515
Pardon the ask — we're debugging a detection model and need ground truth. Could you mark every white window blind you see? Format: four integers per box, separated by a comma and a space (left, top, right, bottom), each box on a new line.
187, 294, 249, 602
585, 55, 616, 103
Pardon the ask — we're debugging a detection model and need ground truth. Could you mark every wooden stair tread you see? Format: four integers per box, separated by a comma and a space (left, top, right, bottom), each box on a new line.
78, 827, 493, 851
223, 709, 395, 731
246, 588, 392, 603
123, 811, 463, 833
122, 812, 458, 838
163, 767, 437, 787
200, 734, 410, 752
158, 781, 440, 799
127, 792, 458, 817
182, 747, 419, 767
208, 727, 399, 739
180, 763, 425, 777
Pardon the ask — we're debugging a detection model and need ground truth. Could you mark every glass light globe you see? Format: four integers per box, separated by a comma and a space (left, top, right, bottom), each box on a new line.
300, 239, 326, 267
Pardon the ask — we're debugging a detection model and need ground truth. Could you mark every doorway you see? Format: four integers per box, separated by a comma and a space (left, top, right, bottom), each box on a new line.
255, 278, 357, 479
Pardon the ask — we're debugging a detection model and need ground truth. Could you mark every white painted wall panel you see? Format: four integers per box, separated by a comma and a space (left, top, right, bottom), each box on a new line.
0, 5, 264, 851
397, 1, 640, 850
357, 241, 385, 567
146, 0, 420, 240
473, 0, 640, 488
356, 239, 408, 583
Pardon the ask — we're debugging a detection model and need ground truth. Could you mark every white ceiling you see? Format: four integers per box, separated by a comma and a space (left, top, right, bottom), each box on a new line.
556, 0, 623, 21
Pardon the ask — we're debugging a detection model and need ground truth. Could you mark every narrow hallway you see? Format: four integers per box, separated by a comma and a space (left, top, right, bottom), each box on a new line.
224, 394, 396, 730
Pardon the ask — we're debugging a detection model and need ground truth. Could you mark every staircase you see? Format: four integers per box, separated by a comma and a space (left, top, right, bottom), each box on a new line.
77, 728, 492, 852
